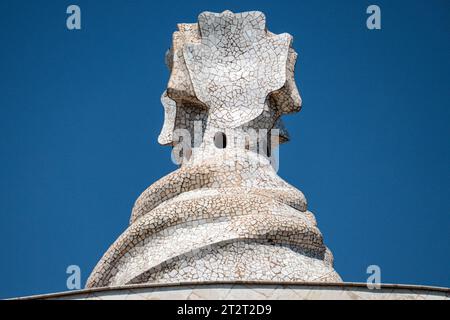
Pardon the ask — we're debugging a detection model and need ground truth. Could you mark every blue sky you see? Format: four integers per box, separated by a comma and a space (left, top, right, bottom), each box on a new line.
0, 0, 449, 298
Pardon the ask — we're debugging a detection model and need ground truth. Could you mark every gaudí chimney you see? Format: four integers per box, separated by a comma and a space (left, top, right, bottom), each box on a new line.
86, 10, 341, 288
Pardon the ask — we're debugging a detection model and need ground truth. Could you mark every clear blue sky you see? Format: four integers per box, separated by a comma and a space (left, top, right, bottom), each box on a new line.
0, 0, 449, 298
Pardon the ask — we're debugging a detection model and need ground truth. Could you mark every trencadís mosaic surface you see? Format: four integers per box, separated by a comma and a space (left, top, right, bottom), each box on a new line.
86, 10, 341, 288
